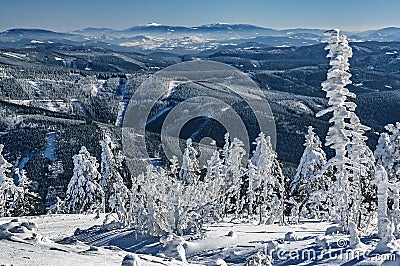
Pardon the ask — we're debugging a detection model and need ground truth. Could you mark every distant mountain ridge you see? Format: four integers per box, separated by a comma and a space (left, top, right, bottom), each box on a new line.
1, 24, 400, 54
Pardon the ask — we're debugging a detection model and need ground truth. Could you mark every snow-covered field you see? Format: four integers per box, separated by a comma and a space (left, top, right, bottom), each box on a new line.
0, 214, 399, 266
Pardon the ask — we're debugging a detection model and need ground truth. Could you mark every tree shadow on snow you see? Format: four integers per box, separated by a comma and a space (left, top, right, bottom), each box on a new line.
56, 223, 161, 255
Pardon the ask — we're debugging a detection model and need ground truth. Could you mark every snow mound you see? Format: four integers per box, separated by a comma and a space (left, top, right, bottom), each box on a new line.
121, 254, 142, 266
0, 218, 39, 244
158, 234, 187, 262
216, 258, 228, 265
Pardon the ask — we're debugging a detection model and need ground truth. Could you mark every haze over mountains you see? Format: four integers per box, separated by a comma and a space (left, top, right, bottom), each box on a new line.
1, 23, 400, 54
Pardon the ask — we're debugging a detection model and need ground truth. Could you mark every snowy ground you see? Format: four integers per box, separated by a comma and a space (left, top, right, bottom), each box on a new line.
0, 215, 399, 266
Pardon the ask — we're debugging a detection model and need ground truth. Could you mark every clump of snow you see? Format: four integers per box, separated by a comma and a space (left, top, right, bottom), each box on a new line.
216, 258, 228, 266
121, 254, 142, 266
0, 218, 38, 244
158, 234, 187, 262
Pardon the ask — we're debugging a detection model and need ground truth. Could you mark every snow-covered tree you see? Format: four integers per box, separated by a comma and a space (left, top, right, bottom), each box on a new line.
222, 137, 246, 218
204, 150, 225, 219
390, 185, 400, 237
375, 122, 400, 182
373, 166, 391, 239
374, 123, 400, 234
47, 196, 64, 214
127, 141, 229, 235
373, 165, 396, 253
12, 168, 40, 216
99, 135, 114, 197
99, 135, 129, 224
64, 146, 105, 214
347, 114, 375, 228
290, 126, 327, 217
0, 144, 19, 217
316, 29, 371, 228
248, 133, 285, 224
247, 161, 257, 220
205, 151, 224, 183
130, 162, 217, 235
179, 139, 199, 184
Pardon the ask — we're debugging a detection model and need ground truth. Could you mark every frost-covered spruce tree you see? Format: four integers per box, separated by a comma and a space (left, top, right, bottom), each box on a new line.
179, 139, 199, 184
205, 151, 224, 183
222, 137, 246, 218
107, 160, 129, 224
290, 126, 327, 217
12, 168, 40, 216
375, 122, 400, 182
391, 185, 400, 237
316, 29, 363, 228
204, 150, 225, 218
64, 146, 105, 214
248, 133, 285, 225
99, 135, 129, 223
99, 135, 114, 203
373, 165, 396, 252
0, 144, 19, 217
347, 113, 375, 228
247, 161, 257, 220
374, 123, 400, 232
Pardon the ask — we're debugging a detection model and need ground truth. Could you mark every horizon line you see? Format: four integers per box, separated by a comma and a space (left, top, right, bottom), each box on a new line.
1, 23, 400, 34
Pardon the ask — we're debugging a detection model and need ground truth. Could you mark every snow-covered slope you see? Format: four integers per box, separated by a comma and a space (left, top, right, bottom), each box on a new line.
0, 214, 399, 266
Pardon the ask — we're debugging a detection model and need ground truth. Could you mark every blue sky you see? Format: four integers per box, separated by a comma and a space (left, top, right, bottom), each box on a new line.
0, 0, 398, 32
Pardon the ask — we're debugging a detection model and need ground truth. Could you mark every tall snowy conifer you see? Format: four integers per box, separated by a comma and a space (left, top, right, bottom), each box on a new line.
223, 137, 246, 218
347, 114, 375, 227
375, 122, 400, 182
12, 168, 40, 216
179, 139, 199, 184
0, 144, 18, 217
205, 151, 224, 182
99, 135, 129, 223
290, 126, 327, 216
248, 133, 285, 224
64, 146, 104, 214
316, 29, 370, 228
